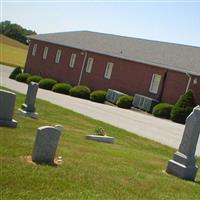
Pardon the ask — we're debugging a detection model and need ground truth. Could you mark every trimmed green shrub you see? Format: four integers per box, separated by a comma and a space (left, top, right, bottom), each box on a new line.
116, 95, 134, 109
9, 67, 22, 79
52, 83, 72, 95
90, 90, 107, 103
27, 75, 42, 84
173, 90, 196, 108
170, 107, 193, 124
170, 90, 196, 124
69, 85, 91, 99
152, 103, 173, 119
39, 78, 57, 90
15, 73, 30, 83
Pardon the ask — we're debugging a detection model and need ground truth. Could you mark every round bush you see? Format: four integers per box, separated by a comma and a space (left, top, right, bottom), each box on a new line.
9, 67, 22, 79
170, 90, 196, 124
27, 75, 42, 84
175, 90, 196, 108
69, 85, 91, 99
15, 73, 30, 83
152, 103, 173, 119
116, 95, 134, 109
170, 106, 193, 124
52, 83, 72, 95
39, 78, 57, 90
90, 90, 107, 103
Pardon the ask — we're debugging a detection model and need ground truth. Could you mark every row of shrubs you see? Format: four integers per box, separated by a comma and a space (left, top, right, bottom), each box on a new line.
152, 90, 196, 124
10, 67, 196, 124
9, 67, 133, 108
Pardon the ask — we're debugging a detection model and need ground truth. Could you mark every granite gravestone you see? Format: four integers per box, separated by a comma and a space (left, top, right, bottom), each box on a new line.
32, 126, 62, 164
18, 82, 38, 118
0, 89, 18, 128
166, 105, 200, 181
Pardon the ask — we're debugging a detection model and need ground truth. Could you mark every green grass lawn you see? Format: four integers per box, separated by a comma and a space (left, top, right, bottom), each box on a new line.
0, 88, 200, 200
0, 34, 28, 67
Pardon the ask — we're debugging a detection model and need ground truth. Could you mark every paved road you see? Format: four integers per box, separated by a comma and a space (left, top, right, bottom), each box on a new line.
1, 64, 199, 156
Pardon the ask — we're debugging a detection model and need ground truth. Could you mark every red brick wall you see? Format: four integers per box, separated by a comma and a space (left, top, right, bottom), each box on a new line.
25, 39, 200, 105
161, 71, 188, 104
25, 39, 85, 85
80, 52, 167, 100
190, 76, 200, 105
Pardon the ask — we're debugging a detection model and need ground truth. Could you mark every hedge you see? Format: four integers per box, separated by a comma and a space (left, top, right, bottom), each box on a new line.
116, 95, 134, 109
39, 78, 57, 90
152, 103, 173, 119
170, 90, 196, 124
9, 67, 22, 79
90, 90, 107, 103
170, 107, 193, 124
52, 83, 72, 95
69, 85, 91, 99
15, 73, 30, 83
27, 75, 43, 84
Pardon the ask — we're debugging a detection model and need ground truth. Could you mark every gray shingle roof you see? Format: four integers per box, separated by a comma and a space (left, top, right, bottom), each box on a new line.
29, 31, 200, 76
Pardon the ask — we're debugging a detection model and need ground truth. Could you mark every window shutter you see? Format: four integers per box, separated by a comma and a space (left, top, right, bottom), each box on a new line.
55, 49, 62, 63
43, 47, 48, 59
104, 62, 114, 79
32, 44, 37, 56
149, 74, 161, 94
69, 53, 76, 68
86, 57, 94, 73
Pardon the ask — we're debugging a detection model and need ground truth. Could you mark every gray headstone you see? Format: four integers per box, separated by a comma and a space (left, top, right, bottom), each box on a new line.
0, 89, 18, 128
55, 124, 64, 132
166, 105, 200, 181
32, 126, 62, 164
21, 82, 38, 113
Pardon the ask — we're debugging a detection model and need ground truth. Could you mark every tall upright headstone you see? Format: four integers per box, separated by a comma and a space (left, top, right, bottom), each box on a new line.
0, 89, 18, 128
32, 125, 62, 164
18, 82, 39, 118
166, 105, 200, 181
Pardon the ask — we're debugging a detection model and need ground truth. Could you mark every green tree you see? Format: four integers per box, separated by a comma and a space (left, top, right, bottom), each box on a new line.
170, 90, 196, 124
0, 20, 36, 44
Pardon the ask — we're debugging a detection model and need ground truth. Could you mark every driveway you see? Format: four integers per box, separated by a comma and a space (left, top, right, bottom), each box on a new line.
1, 64, 199, 156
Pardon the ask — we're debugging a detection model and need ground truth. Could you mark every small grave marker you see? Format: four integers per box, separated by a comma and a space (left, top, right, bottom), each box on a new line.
32, 125, 63, 164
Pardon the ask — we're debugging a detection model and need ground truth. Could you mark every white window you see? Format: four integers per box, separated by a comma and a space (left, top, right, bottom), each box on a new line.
32, 44, 37, 56
69, 53, 76, 68
149, 74, 161, 94
86, 57, 94, 73
55, 49, 62, 63
43, 47, 48, 60
104, 62, 114, 79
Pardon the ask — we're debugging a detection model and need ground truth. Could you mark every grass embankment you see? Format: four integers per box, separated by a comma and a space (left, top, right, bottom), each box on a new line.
0, 88, 200, 200
0, 34, 28, 67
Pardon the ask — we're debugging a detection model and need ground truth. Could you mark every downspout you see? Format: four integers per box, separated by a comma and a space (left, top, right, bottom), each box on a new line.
185, 73, 192, 92
78, 51, 87, 85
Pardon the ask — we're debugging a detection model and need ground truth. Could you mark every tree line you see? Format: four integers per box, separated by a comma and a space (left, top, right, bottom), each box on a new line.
0, 20, 36, 45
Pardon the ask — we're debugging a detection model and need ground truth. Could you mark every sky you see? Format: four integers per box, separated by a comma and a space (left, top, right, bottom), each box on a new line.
1, 0, 200, 47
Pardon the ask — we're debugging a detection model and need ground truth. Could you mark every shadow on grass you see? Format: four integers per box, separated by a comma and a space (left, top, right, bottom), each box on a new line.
195, 180, 200, 185
20, 155, 63, 167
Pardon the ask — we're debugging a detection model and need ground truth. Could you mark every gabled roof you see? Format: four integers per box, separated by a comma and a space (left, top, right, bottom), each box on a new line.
29, 31, 200, 76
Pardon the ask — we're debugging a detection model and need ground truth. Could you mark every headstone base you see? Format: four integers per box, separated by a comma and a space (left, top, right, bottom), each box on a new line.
17, 108, 38, 119
0, 119, 18, 128
166, 159, 198, 181
86, 135, 114, 143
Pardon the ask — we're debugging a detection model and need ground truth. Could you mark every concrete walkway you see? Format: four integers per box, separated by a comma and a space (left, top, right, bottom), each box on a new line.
1, 64, 199, 156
